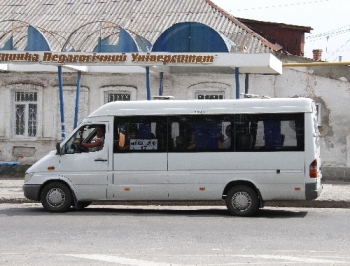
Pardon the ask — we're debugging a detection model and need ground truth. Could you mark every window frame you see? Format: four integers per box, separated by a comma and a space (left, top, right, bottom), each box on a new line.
101, 86, 137, 105
195, 91, 225, 100
187, 82, 230, 100
12, 90, 39, 139
105, 92, 131, 103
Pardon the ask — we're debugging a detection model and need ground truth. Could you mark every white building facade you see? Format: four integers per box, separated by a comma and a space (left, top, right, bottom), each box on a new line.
0, 0, 349, 179
0, 63, 350, 179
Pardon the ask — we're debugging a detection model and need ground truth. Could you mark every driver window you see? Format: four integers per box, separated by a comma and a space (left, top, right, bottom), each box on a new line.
65, 124, 106, 154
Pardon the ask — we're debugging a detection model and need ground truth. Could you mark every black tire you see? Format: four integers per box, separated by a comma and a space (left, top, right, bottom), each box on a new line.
41, 182, 73, 212
225, 185, 259, 217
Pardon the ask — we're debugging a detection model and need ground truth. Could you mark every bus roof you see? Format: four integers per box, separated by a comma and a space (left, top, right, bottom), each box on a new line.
88, 98, 314, 117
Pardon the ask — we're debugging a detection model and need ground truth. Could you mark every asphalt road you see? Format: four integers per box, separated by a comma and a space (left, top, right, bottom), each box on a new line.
1, 203, 350, 265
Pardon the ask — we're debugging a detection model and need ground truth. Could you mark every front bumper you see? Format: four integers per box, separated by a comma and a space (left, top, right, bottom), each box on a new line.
23, 184, 41, 201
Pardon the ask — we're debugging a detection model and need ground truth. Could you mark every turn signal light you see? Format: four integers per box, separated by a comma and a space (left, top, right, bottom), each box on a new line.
47, 166, 55, 171
310, 159, 318, 178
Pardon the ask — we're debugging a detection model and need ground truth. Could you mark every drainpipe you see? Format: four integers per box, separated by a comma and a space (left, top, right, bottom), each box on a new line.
159, 72, 163, 96
245, 74, 249, 95
74, 71, 81, 129
58, 66, 65, 140
235, 67, 240, 99
146, 66, 151, 100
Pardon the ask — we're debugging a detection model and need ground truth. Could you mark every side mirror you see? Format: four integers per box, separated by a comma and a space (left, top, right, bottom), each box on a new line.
56, 142, 61, 155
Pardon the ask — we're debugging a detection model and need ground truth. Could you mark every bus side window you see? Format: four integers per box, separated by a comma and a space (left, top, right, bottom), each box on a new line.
114, 117, 167, 152
295, 119, 304, 150
236, 134, 253, 151
189, 122, 219, 150
113, 123, 126, 152
170, 117, 225, 151
264, 121, 283, 149
171, 122, 180, 149
251, 114, 304, 151
218, 122, 232, 150
170, 119, 195, 151
233, 115, 254, 151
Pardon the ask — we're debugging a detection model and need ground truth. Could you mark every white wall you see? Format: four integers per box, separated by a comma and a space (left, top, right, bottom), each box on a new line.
0, 68, 349, 172
248, 68, 350, 168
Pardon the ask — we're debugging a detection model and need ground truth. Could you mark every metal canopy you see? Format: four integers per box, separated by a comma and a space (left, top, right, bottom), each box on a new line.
152, 22, 235, 53
0, 50, 282, 140
149, 53, 282, 75
0, 52, 282, 75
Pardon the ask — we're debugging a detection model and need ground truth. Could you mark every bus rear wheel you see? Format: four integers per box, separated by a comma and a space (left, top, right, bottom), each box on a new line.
226, 185, 259, 217
41, 182, 72, 212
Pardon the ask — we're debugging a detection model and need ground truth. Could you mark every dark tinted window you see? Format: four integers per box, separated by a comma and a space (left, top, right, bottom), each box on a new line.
233, 113, 304, 151
113, 113, 304, 153
114, 116, 167, 153
169, 115, 231, 152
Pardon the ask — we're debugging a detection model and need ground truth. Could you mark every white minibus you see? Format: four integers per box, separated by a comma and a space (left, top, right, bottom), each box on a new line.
23, 98, 322, 216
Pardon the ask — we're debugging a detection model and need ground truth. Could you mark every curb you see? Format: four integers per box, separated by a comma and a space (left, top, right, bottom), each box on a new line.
0, 198, 33, 204
265, 200, 350, 209
1, 198, 350, 209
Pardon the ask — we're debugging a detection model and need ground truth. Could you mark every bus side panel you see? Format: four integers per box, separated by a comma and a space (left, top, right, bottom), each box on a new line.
167, 152, 306, 201
112, 153, 169, 200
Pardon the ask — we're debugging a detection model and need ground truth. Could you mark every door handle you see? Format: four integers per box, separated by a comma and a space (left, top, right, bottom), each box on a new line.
95, 158, 107, 162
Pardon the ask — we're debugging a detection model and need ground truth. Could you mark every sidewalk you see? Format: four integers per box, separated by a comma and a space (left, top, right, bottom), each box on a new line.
1, 178, 350, 208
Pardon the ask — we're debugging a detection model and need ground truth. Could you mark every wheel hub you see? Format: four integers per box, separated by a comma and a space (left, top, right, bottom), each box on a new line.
232, 192, 251, 211
46, 188, 65, 207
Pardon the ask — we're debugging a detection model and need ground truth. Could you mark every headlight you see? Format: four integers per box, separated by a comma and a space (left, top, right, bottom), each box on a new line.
24, 173, 33, 183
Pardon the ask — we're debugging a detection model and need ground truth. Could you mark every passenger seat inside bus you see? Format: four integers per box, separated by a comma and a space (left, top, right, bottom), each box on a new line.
237, 134, 253, 151
175, 135, 186, 150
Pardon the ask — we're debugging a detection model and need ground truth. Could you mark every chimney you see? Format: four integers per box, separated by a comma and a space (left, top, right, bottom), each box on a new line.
312, 49, 323, 61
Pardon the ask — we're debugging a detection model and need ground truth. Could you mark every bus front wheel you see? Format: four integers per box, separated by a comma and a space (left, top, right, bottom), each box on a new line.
226, 185, 259, 217
41, 182, 73, 212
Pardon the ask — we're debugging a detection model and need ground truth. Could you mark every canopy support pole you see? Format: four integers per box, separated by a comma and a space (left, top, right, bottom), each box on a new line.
235, 67, 240, 99
159, 72, 163, 96
74, 71, 81, 129
245, 73, 249, 95
146, 66, 151, 100
58, 66, 65, 140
